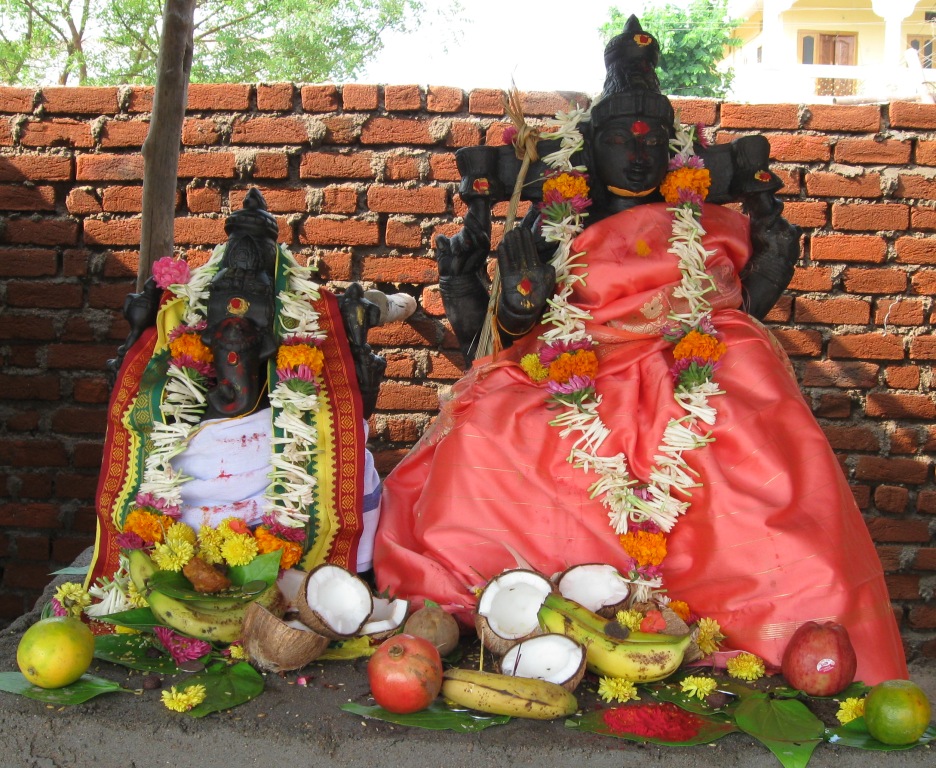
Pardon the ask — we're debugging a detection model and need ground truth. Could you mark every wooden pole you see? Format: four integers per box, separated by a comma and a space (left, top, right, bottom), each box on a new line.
137, 0, 196, 290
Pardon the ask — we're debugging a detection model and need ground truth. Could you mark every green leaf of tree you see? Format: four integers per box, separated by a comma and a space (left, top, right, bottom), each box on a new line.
180, 661, 264, 717
825, 717, 936, 750
93, 633, 180, 673
734, 693, 825, 768
341, 701, 511, 731
0, 671, 131, 704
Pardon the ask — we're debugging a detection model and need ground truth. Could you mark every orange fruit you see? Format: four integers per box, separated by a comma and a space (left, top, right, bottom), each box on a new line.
16, 616, 95, 689
864, 679, 932, 745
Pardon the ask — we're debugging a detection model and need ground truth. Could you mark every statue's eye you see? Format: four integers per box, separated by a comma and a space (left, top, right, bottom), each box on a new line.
603, 131, 628, 145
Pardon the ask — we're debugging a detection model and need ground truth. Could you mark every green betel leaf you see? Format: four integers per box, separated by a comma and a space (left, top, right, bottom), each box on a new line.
147, 569, 269, 608
49, 565, 90, 576
341, 701, 511, 731
734, 693, 825, 768
95, 607, 160, 631
227, 551, 281, 587
178, 661, 264, 718
0, 672, 131, 705
825, 717, 936, 750
93, 633, 179, 673
565, 703, 737, 746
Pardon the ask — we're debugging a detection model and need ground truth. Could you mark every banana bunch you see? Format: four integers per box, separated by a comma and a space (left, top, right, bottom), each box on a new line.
441, 668, 578, 720
127, 549, 284, 644
538, 594, 691, 682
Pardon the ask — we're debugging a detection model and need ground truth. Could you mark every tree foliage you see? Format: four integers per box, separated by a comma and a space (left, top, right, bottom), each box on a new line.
0, 0, 426, 85
602, 0, 741, 99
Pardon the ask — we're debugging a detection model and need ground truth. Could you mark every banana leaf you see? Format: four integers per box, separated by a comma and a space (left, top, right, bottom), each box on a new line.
93, 633, 179, 673
342, 701, 511, 731
0, 672, 131, 705
566, 702, 738, 746
182, 661, 265, 717
146, 551, 281, 609
825, 717, 936, 750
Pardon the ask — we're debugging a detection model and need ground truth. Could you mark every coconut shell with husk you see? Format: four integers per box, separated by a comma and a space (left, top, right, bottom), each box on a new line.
555, 563, 630, 618
474, 569, 553, 655
404, 605, 461, 656
631, 600, 701, 662
296, 564, 374, 640
241, 602, 330, 673
500, 633, 587, 692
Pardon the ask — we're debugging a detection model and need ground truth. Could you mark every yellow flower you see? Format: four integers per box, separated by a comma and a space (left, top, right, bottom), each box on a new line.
197, 526, 225, 565
726, 652, 765, 682
166, 522, 197, 549
227, 643, 249, 661
659, 166, 711, 205
127, 581, 149, 608
615, 609, 645, 633
618, 530, 667, 567
542, 172, 589, 201
598, 676, 639, 704
836, 697, 866, 725
54, 582, 91, 618
161, 684, 207, 713
520, 353, 549, 382
151, 540, 195, 572
695, 617, 725, 656
672, 330, 727, 363
680, 675, 717, 701
221, 533, 258, 567
277, 344, 324, 374
169, 333, 213, 364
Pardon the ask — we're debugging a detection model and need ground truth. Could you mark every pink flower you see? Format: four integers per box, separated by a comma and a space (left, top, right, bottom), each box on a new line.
153, 626, 212, 666
171, 355, 215, 379
49, 598, 68, 617
677, 188, 704, 207
261, 515, 307, 543
168, 321, 207, 343
546, 375, 594, 395
276, 364, 318, 384
116, 531, 145, 550
502, 125, 518, 145
280, 335, 322, 347
695, 123, 710, 148
152, 257, 191, 289
539, 338, 592, 365
135, 493, 181, 520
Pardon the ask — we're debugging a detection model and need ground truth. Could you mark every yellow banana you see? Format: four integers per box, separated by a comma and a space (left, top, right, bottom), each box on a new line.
441, 668, 578, 720
543, 593, 686, 643
538, 605, 690, 682
127, 548, 157, 594
146, 589, 248, 643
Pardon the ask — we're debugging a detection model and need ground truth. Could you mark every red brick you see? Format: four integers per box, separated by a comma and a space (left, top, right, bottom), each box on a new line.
19, 118, 93, 148
256, 83, 294, 111
385, 85, 422, 111
186, 186, 221, 214
65, 187, 101, 214
2, 218, 78, 246
822, 424, 880, 452
101, 185, 144, 213
429, 153, 459, 182
0, 440, 66, 469
181, 118, 220, 146
911, 206, 936, 230
519, 90, 586, 116
468, 89, 505, 115
721, 103, 799, 129
911, 269, 936, 294
670, 98, 718, 126
342, 84, 379, 111
0, 86, 36, 113
301, 217, 379, 246
177, 152, 236, 178
916, 141, 936, 165
896, 174, 936, 200
868, 517, 930, 544
99, 119, 150, 148
300, 85, 340, 113
321, 186, 357, 214
788, 266, 832, 292
895, 236, 936, 265
51, 407, 106, 435
856, 456, 929, 484
313, 250, 352, 281
884, 365, 920, 389
828, 333, 904, 360
230, 187, 304, 214
231, 116, 308, 145
766, 133, 830, 162
0, 373, 60, 399
874, 485, 909, 514
842, 267, 907, 294
805, 171, 881, 198
799, 360, 878, 388
426, 86, 464, 113
913, 548, 936, 570
421, 285, 445, 316
361, 256, 438, 283
810, 234, 886, 264
173, 217, 226, 245
41, 86, 118, 114
385, 154, 421, 181
770, 328, 822, 357
83, 218, 142, 246
0, 313, 56, 340
3, 561, 58, 589
804, 104, 881, 132
831, 203, 909, 231
367, 185, 447, 214
76, 154, 145, 181
360, 117, 436, 145
910, 336, 936, 360
376, 381, 439, 411
252, 152, 289, 179
321, 115, 359, 144
834, 138, 911, 165
369, 317, 438, 346
0, 184, 55, 211
876, 299, 925, 326
781, 201, 827, 228
385, 218, 422, 248
889, 100, 936, 129
73, 378, 110, 404
909, 606, 936, 630
866, 393, 936, 419
186, 84, 250, 111
890, 427, 921, 454
300, 151, 375, 179
46, 342, 115, 370
794, 296, 870, 324
0, 154, 72, 181
444, 120, 482, 148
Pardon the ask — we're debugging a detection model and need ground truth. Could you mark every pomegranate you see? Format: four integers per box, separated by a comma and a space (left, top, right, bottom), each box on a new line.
367, 634, 443, 713
781, 620, 857, 696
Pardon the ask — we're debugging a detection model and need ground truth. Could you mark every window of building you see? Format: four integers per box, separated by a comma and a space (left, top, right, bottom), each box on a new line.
798, 31, 857, 96
908, 35, 935, 68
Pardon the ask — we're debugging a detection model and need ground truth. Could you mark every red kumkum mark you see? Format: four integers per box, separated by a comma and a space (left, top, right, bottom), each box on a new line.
472, 178, 490, 194
631, 120, 650, 136
634, 34, 653, 46
602, 702, 702, 741
518, 277, 532, 296
227, 351, 238, 365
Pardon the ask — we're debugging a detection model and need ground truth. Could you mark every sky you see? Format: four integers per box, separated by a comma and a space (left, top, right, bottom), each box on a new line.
359, 0, 615, 94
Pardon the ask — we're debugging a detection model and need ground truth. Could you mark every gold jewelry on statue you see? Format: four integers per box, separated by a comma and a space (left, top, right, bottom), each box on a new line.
495, 313, 534, 338
607, 185, 656, 198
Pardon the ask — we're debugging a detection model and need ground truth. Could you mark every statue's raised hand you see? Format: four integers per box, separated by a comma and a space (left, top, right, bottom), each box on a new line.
436, 198, 491, 278
496, 227, 555, 338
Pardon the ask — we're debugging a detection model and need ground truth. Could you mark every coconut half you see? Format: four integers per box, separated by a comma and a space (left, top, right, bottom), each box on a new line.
276, 568, 307, 612
474, 569, 552, 655
360, 596, 409, 640
500, 633, 587, 692
556, 563, 630, 616
296, 564, 374, 640
241, 601, 330, 673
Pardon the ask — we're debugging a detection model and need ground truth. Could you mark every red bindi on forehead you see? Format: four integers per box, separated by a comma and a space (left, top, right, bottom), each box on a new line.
631, 120, 650, 136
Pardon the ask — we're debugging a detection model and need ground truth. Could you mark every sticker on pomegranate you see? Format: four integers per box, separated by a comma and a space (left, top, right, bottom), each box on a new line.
816, 658, 836, 673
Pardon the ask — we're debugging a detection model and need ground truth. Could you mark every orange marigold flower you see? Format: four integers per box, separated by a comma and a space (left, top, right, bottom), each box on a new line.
542, 172, 590, 201
124, 509, 168, 545
672, 330, 727, 363
659, 166, 711, 205
169, 333, 214, 364
277, 344, 324, 374
668, 600, 691, 622
254, 526, 303, 570
619, 530, 668, 567
548, 349, 598, 384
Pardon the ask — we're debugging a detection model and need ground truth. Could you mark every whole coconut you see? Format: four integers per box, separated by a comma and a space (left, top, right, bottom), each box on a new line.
403, 606, 460, 656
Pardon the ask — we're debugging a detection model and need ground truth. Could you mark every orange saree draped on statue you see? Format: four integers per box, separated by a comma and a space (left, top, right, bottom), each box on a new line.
374, 202, 907, 685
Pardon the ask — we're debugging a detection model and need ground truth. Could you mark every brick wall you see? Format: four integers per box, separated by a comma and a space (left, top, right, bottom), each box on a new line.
0, 83, 934, 660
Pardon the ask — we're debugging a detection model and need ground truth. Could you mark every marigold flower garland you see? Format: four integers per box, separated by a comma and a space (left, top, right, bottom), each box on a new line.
519, 110, 727, 608
86, 246, 329, 615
